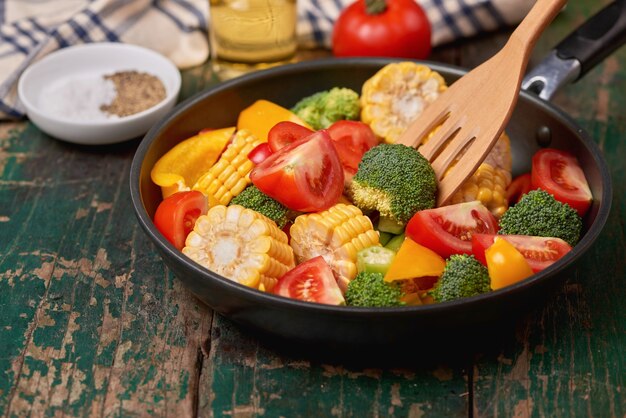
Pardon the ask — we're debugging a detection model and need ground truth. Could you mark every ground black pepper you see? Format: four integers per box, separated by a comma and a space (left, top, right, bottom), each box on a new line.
100, 70, 166, 117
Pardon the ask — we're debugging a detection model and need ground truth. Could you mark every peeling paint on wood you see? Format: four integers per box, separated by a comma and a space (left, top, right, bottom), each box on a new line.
199, 316, 468, 417
0, 120, 212, 416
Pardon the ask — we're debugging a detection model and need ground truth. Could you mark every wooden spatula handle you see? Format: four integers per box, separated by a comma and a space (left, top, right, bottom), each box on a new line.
511, 0, 568, 55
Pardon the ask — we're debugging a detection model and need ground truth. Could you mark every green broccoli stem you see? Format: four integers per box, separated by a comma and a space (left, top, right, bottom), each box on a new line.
377, 216, 404, 234
365, 0, 387, 15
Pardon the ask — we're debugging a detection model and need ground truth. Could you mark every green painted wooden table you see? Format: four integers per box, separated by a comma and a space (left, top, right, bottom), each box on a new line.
1, 2, 625, 416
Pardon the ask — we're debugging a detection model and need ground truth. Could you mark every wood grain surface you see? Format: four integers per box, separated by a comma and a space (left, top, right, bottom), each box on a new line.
1, 1, 624, 416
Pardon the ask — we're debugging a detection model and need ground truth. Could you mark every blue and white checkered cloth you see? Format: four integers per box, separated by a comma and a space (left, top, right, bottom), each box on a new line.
0, 0, 533, 120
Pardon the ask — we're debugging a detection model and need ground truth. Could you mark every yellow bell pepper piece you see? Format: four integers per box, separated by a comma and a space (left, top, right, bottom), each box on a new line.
384, 237, 446, 282
485, 237, 533, 290
237, 100, 310, 141
151, 127, 235, 199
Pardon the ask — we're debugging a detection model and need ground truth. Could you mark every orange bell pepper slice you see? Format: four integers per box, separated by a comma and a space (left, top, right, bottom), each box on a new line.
384, 237, 446, 282
151, 127, 235, 199
237, 100, 311, 141
485, 237, 534, 290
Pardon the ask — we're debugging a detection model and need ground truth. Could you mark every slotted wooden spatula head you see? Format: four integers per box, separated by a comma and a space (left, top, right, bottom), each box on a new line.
397, 0, 567, 207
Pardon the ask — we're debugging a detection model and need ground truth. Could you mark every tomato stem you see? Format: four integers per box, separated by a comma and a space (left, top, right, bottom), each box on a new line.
365, 0, 387, 15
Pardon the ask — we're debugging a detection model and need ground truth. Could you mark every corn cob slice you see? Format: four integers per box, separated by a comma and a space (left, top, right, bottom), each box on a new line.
444, 132, 513, 217
289, 204, 380, 291
192, 129, 263, 205
183, 205, 295, 292
360, 62, 447, 144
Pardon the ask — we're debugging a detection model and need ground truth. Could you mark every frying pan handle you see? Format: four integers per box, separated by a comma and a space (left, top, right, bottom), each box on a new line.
522, 0, 626, 101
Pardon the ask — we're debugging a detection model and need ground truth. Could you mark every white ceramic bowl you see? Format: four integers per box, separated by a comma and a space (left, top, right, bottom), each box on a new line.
18, 43, 181, 145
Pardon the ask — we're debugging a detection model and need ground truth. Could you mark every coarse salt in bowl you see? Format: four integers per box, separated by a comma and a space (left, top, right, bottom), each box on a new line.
17, 42, 181, 145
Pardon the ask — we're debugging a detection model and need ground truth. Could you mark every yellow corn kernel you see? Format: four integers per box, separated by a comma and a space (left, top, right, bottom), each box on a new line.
192, 129, 263, 205
183, 205, 295, 291
289, 204, 380, 291
461, 132, 511, 216
450, 162, 511, 217
423, 128, 512, 217
361, 62, 447, 144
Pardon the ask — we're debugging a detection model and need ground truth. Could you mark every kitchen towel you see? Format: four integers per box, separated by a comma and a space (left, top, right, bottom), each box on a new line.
0, 0, 534, 120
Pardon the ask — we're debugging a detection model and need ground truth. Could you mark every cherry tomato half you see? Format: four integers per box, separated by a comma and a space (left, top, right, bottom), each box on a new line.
332, 0, 431, 59
531, 148, 592, 217
273, 256, 345, 305
471, 233, 572, 273
267, 121, 314, 152
506, 173, 533, 205
327, 120, 379, 175
153, 191, 208, 250
247, 142, 273, 164
250, 130, 344, 212
405, 201, 499, 259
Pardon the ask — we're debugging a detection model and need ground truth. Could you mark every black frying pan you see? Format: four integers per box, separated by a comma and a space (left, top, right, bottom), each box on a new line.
130, 1, 625, 349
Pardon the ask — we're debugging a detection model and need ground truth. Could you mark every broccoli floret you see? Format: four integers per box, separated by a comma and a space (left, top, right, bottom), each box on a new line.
498, 189, 582, 246
229, 185, 289, 228
345, 272, 405, 307
430, 255, 491, 303
347, 143, 437, 225
291, 87, 360, 130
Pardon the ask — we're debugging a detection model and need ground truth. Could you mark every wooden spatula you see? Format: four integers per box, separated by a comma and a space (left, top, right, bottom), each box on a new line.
396, 0, 567, 207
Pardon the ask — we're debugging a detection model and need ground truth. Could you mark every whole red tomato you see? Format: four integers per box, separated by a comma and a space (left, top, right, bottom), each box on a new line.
332, 0, 431, 59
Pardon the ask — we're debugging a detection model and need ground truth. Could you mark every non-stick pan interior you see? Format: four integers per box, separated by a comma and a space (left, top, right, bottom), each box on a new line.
131, 58, 611, 347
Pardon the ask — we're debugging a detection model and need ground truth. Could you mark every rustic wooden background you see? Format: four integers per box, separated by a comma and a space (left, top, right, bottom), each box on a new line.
1, 1, 624, 416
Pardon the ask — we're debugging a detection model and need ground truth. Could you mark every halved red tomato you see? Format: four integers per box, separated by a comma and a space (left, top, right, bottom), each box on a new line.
327, 120, 379, 175
472, 233, 572, 272
506, 173, 533, 204
250, 130, 344, 212
531, 148, 592, 217
154, 191, 208, 250
247, 142, 273, 164
267, 121, 314, 152
405, 201, 498, 259
273, 256, 345, 305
